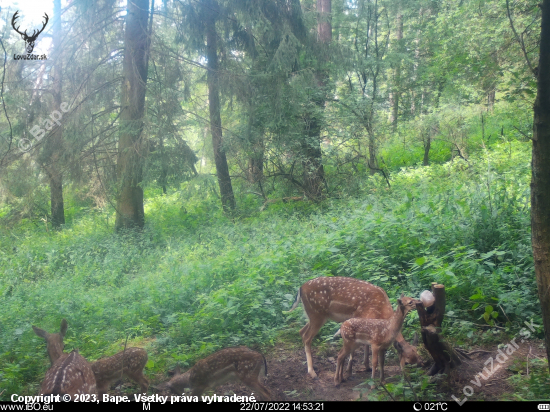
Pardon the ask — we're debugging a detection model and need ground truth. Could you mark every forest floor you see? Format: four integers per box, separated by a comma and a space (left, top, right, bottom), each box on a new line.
146, 338, 545, 402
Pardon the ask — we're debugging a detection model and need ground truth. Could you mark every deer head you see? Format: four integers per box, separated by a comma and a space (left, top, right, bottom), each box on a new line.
33, 319, 68, 366
12, 11, 49, 54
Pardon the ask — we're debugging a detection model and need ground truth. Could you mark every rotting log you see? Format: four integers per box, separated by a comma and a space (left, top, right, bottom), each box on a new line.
416, 283, 461, 375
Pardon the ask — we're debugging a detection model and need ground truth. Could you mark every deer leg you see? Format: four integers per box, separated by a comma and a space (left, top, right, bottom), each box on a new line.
299, 322, 310, 339
246, 380, 271, 401
301, 317, 325, 379
133, 372, 149, 394
191, 386, 206, 398
345, 350, 353, 377
334, 346, 348, 386
370, 345, 379, 389
378, 348, 386, 383
363, 344, 371, 371
97, 383, 109, 399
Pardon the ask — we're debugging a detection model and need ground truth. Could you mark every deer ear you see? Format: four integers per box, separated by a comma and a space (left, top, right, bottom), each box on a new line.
400, 293, 405, 299
32, 325, 47, 339
60, 319, 68, 337
174, 366, 182, 376
413, 332, 419, 346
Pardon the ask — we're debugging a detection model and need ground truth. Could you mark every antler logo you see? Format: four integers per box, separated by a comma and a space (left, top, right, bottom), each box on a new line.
11, 11, 49, 54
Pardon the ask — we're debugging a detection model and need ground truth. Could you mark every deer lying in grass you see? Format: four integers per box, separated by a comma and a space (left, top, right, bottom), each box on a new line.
33, 319, 148, 395
334, 295, 420, 387
156, 347, 271, 400
33, 319, 97, 396
91, 347, 149, 395
289, 277, 422, 378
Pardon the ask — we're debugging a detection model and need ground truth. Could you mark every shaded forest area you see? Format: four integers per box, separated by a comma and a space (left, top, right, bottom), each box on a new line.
1, 0, 549, 401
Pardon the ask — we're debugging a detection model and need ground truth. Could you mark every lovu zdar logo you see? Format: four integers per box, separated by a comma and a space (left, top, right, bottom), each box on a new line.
11, 11, 49, 54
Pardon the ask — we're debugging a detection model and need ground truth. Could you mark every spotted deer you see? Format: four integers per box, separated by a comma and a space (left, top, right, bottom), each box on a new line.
91, 347, 149, 395
40, 350, 97, 395
334, 295, 420, 387
394, 332, 422, 370
289, 276, 422, 378
33, 319, 97, 395
156, 347, 271, 400
33, 319, 148, 395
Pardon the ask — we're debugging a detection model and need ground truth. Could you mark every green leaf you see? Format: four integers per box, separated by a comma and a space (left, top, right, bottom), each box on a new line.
472, 303, 480, 310
328, 247, 340, 253
491, 311, 498, 319
485, 305, 493, 314
415, 256, 426, 266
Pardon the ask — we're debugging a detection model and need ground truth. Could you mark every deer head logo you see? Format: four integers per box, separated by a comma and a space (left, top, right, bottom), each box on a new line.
11, 11, 49, 54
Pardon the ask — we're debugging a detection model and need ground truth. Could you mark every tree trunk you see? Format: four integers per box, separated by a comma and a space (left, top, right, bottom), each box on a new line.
416, 284, 461, 375
531, 0, 550, 366
487, 89, 495, 112
390, 11, 403, 131
368, 130, 377, 174
159, 135, 167, 194
205, 0, 236, 211
247, 153, 264, 184
299, 0, 330, 200
115, 0, 149, 230
48, 0, 65, 228
301, 110, 325, 198
423, 134, 431, 166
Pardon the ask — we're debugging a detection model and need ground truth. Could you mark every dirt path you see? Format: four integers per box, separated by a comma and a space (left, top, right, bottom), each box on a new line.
116, 338, 545, 401
214, 339, 547, 401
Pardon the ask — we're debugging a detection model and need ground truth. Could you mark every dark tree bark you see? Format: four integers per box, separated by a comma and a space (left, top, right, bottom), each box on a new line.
423, 134, 431, 166
416, 283, 461, 375
300, 0, 330, 200
159, 134, 168, 194
487, 89, 495, 112
389, 10, 403, 131
531, 0, 550, 366
46, 0, 65, 228
247, 154, 264, 184
205, 0, 236, 211
115, 0, 150, 230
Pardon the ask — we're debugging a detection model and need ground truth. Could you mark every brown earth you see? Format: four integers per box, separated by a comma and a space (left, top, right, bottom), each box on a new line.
118, 338, 546, 401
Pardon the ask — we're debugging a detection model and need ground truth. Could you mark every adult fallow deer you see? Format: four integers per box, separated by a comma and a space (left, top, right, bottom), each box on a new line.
289, 276, 422, 378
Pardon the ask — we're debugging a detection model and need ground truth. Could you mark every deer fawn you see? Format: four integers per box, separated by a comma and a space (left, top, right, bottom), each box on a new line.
394, 332, 423, 370
156, 347, 271, 400
91, 347, 149, 395
334, 295, 420, 387
40, 350, 97, 395
33, 319, 68, 366
289, 276, 422, 378
33, 319, 97, 395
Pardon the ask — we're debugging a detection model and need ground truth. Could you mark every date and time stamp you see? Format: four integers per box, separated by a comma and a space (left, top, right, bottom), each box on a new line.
5, 396, 452, 411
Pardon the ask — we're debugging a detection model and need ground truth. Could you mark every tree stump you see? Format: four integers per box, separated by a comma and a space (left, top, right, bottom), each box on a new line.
416, 283, 461, 375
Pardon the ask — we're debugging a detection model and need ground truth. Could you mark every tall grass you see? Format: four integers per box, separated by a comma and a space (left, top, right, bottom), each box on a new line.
0, 137, 538, 398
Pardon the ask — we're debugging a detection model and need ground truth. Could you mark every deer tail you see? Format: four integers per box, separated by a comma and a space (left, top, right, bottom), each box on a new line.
288, 287, 301, 311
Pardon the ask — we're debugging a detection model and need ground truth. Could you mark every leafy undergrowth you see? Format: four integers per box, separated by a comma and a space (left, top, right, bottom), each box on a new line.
0, 141, 543, 399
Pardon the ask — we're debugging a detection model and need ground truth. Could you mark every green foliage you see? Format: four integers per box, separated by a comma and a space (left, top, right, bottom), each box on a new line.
507, 357, 550, 401
0, 139, 539, 399
358, 368, 444, 401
